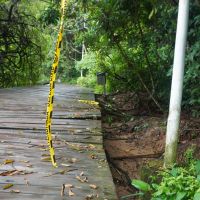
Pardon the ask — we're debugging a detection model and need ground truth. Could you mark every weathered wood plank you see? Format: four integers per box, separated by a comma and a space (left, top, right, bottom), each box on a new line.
0, 84, 117, 199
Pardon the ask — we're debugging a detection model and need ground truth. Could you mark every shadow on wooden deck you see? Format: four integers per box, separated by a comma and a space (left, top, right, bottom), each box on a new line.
0, 84, 117, 200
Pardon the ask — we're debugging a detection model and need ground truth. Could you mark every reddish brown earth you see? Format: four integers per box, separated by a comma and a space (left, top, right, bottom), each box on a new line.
97, 92, 200, 200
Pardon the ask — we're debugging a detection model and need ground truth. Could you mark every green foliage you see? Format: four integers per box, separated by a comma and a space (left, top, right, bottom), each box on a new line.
0, 0, 199, 115
65, 0, 200, 115
0, 0, 49, 87
0, 0, 80, 87
151, 161, 200, 200
131, 146, 200, 200
76, 52, 99, 89
146, 147, 200, 199
180, 3, 200, 116
39, 6, 60, 26
131, 159, 200, 200
75, 0, 174, 106
131, 179, 151, 192
105, 116, 113, 126
184, 145, 196, 163
77, 76, 96, 88
75, 52, 97, 71
194, 192, 200, 200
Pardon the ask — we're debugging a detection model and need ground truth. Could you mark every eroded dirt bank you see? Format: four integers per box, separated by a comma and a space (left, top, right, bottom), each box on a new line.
97, 92, 200, 200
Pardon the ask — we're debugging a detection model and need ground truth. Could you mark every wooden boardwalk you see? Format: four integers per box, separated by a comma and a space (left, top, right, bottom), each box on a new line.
0, 84, 117, 200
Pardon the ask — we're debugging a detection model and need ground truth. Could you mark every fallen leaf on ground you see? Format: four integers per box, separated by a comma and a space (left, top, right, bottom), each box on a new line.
80, 171, 84, 176
65, 184, 73, 188
39, 148, 48, 151
61, 163, 71, 167
3, 183, 13, 190
61, 184, 65, 196
89, 184, 98, 189
41, 154, 49, 157
61, 184, 74, 196
88, 144, 96, 149
68, 188, 75, 196
78, 100, 99, 106
90, 154, 97, 159
20, 171, 34, 175
57, 170, 66, 175
3, 159, 15, 165
0, 170, 18, 176
10, 190, 20, 193
0, 169, 34, 176
45, 168, 78, 177
9, 170, 21, 176
76, 176, 88, 183
41, 157, 51, 162
20, 160, 30, 163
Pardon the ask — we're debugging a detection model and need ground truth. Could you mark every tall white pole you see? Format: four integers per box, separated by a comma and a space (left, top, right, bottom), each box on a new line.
164, 0, 190, 167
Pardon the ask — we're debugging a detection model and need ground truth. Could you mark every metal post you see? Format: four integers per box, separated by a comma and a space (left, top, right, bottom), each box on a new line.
103, 84, 106, 96
164, 0, 190, 167
81, 42, 85, 77
97, 72, 106, 95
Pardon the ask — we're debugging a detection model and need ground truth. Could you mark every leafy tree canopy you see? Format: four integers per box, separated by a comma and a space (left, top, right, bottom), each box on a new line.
0, 0, 199, 115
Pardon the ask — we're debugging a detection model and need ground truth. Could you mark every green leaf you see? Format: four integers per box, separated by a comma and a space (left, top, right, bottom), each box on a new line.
197, 175, 200, 182
151, 183, 159, 189
171, 167, 178, 177
176, 191, 186, 200
148, 9, 154, 19
194, 192, 200, 200
195, 160, 200, 174
131, 179, 151, 192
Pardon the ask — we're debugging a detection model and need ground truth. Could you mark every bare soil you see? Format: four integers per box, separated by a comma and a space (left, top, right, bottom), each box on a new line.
97, 92, 200, 200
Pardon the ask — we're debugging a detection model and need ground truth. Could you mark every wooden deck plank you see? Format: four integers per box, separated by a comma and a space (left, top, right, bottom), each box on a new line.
0, 84, 117, 200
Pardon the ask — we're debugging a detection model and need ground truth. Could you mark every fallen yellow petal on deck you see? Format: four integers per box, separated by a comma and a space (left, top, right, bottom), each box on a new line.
78, 100, 99, 106
3, 183, 13, 190
3, 159, 15, 165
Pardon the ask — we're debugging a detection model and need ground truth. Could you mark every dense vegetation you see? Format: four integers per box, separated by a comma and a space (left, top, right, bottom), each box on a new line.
0, 0, 199, 114
0, 0, 47, 86
129, 147, 200, 200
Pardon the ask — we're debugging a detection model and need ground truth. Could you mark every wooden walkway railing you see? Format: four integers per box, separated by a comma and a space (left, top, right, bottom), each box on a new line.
0, 84, 117, 200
